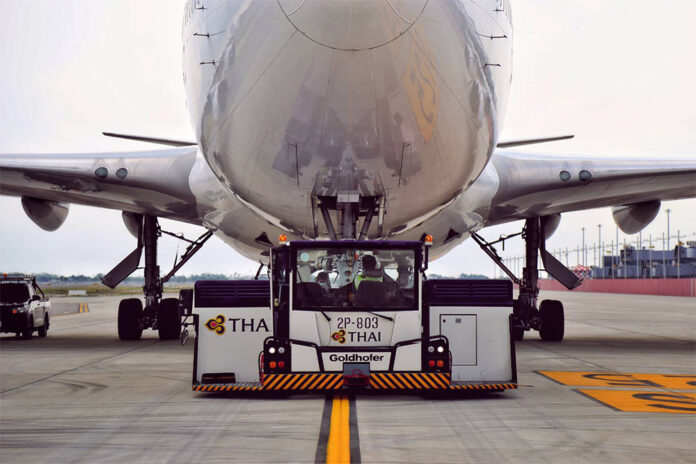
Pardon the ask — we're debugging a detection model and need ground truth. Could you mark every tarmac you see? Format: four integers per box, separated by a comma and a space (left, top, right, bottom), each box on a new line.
0, 290, 694, 463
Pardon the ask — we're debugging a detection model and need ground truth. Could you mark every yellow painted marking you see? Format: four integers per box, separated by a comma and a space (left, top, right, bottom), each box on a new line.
579, 389, 696, 414
401, 23, 439, 141
539, 371, 696, 390
326, 395, 350, 464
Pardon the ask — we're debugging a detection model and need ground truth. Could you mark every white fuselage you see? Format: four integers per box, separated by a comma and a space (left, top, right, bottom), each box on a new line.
181, 0, 513, 260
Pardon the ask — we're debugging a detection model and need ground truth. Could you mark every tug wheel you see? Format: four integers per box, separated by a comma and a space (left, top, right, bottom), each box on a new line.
157, 298, 181, 340
539, 299, 564, 341
118, 298, 143, 340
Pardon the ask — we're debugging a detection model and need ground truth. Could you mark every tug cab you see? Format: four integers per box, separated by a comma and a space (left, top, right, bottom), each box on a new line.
189, 239, 517, 394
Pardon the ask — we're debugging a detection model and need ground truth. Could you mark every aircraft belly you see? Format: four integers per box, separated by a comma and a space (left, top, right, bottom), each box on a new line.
185, 0, 511, 240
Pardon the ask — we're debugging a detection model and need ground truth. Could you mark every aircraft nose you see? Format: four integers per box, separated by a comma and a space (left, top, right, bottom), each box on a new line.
278, 0, 427, 51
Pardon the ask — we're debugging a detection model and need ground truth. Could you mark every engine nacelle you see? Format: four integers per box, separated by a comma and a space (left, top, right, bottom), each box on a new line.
21, 197, 70, 231
122, 211, 143, 238
540, 214, 561, 240
612, 200, 661, 234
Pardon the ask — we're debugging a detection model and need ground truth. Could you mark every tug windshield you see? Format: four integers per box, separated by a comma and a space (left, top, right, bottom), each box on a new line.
294, 247, 417, 310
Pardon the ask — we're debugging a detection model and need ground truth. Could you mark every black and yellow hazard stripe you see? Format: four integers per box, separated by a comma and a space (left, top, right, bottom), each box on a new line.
370, 372, 451, 390
192, 383, 263, 392
448, 382, 518, 391
193, 375, 517, 393
262, 373, 343, 391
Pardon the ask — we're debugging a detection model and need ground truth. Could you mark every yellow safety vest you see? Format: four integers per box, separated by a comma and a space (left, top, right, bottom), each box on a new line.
354, 274, 382, 289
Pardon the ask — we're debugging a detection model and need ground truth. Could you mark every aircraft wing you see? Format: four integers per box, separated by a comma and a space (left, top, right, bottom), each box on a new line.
0, 147, 203, 224
486, 150, 696, 226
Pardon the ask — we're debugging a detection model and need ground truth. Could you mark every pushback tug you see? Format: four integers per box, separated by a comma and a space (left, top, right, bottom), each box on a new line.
184, 236, 517, 394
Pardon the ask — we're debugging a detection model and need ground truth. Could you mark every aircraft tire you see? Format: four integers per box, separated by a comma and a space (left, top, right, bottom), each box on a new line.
118, 298, 143, 340
38, 315, 49, 337
539, 299, 564, 341
158, 298, 181, 340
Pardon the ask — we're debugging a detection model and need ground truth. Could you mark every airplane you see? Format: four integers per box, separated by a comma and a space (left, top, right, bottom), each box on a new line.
1, 0, 694, 342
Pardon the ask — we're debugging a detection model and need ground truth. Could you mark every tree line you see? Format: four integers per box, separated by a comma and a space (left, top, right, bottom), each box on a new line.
23, 272, 487, 283
23, 272, 261, 284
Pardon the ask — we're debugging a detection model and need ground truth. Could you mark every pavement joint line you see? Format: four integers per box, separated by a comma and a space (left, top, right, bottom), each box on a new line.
315, 396, 333, 463
569, 319, 694, 344
525, 341, 616, 372
0, 340, 162, 395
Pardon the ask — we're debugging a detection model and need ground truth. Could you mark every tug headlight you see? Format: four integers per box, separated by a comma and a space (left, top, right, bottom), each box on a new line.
278, 347, 286, 355
268, 347, 276, 354
437, 346, 444, 353
427, 345, 435, 353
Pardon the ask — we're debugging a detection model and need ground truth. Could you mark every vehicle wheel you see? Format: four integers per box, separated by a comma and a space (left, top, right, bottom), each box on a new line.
539, 300, 564, 341
22, 317, 33, 340
158, 298, 181, 340
512, 325, 525, 341
38, 315, 49, 337
118, 298, 143, 340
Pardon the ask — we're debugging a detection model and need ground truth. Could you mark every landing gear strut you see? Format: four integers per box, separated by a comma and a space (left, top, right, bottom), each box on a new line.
473, 217, 580, 342
102, 214, 213, 341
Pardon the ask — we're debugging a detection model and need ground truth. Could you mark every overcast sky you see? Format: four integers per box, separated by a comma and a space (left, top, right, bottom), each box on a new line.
0, 0, 694, 278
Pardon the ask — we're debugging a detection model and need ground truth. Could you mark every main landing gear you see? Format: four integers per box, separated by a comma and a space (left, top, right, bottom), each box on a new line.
102, 214, 212, 341
473, 216, 582, 342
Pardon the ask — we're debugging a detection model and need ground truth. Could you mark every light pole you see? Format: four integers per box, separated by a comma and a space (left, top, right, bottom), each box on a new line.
637, 235, 641, 278
610, 240, 614, 278
666, 208, 671, 250
677, 230, 681, 278
581, 227, 586, 267
662, 232, 666, 278
649, 234, 652, 279
623, 238, 627, 279
598, 224, 602, 276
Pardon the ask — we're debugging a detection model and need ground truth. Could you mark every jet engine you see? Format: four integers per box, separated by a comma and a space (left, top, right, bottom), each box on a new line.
21, 197, 69, 231
122, 212, 143, 238
611, 200, 661, 234
540, 214, 561, 240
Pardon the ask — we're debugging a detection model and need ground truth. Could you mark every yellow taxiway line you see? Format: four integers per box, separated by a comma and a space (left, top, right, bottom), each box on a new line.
326, 394, 351, 463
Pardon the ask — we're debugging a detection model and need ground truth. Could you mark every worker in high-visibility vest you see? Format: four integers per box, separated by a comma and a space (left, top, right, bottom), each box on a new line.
354, 254, 383, 289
